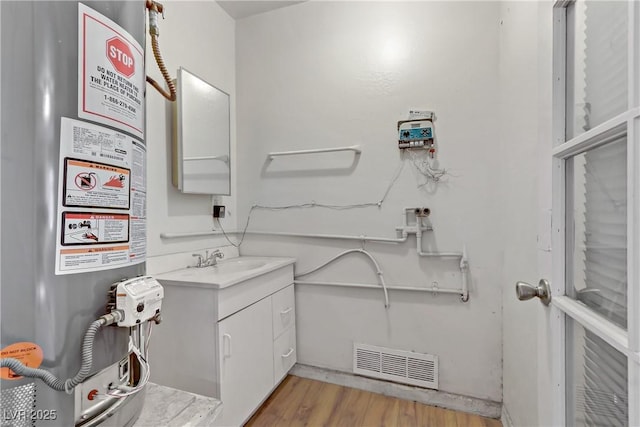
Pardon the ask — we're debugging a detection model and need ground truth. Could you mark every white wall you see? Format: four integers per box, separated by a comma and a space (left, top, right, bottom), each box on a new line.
145, 1, 237, 263
235, 1, 504, 402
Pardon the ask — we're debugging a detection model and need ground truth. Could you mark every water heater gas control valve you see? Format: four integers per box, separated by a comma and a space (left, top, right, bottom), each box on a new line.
110, 276, 164, 327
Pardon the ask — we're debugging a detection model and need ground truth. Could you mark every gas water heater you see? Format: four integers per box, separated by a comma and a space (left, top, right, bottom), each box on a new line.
1, 2, 163, 425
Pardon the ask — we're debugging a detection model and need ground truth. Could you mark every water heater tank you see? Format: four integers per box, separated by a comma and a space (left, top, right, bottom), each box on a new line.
1, 1, 148, 425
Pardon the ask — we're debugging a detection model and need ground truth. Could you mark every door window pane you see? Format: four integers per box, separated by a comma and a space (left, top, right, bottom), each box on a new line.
566, 1, 628, 139
566, 317, 628, 426
566, 135, 627, 328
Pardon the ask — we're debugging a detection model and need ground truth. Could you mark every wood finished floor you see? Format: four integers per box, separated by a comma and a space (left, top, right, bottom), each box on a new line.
246, 376, 502, 427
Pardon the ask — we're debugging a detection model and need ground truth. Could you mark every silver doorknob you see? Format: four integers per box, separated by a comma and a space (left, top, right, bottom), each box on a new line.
515, 279, 551, 306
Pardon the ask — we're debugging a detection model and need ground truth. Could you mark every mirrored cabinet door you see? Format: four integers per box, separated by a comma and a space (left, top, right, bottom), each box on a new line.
173, 67, 230, 195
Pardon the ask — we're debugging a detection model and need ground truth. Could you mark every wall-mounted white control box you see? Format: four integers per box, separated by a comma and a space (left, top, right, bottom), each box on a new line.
397, 119, 434, 149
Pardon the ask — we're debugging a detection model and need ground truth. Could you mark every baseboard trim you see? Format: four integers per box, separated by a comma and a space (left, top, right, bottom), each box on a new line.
290, 364, 502, 419
501, 404, 514, 427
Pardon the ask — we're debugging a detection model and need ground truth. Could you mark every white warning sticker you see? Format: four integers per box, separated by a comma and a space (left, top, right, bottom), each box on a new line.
59, 246, 130, 271
63, 159, 130, 209
62, 212, 129, 245
55, 117, 145, 275
78, 3, 144, 138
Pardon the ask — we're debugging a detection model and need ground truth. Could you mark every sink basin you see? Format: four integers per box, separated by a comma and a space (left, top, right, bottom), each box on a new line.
156, 256, 295, 289
211, 259, 267, 274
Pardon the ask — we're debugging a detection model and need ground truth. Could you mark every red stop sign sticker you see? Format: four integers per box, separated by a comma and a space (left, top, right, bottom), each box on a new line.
106, 37, 135, 78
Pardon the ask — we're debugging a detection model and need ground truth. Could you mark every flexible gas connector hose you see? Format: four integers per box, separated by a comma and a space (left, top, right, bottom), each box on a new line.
146, 1, 176, 102
147, 35, 176, 102
1, 318, 107, 394
296, 248, 390, 308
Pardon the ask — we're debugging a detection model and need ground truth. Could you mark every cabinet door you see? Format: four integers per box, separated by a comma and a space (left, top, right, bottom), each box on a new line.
217, 297, 273, 426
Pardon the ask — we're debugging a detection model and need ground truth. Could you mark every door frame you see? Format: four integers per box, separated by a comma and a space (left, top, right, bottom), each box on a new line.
549, 1, 640, 425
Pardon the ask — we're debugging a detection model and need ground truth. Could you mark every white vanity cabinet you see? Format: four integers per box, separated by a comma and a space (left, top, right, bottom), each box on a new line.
151, 257, 296, 427
216, 284, 296, 426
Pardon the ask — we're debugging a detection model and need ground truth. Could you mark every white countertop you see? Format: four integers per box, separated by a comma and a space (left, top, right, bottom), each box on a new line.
155, 256, 296, 289
134, 383, 221, 427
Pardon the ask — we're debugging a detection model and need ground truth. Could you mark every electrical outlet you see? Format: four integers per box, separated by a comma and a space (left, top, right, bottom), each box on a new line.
213, 205, 226, 218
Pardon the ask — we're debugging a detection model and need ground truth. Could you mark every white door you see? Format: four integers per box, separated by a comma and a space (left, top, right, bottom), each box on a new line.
524, 1, 640, 425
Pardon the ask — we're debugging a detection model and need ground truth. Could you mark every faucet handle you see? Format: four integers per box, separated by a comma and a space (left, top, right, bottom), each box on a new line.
192, 253, 204, 267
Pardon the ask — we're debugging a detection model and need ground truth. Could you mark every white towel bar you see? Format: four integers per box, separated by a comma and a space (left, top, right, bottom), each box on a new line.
268, 145, 361, 160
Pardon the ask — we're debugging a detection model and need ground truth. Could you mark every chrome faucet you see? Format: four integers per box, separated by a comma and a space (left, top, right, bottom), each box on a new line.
191, 250, 224, 268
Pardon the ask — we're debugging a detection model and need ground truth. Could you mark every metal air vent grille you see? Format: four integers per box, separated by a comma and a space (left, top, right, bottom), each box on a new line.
353, 343, 438, 389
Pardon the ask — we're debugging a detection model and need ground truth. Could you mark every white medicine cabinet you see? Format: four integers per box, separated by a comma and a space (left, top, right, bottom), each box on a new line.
172, 67, 231, 195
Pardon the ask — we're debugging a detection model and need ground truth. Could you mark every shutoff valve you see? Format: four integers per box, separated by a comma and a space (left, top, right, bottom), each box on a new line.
108, 276, 164, 327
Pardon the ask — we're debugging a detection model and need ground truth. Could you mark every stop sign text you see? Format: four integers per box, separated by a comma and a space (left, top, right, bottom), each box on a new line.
106, 37, 135, 78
